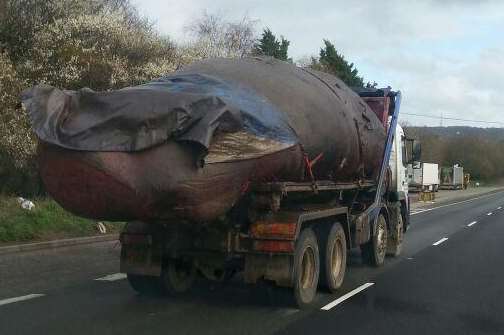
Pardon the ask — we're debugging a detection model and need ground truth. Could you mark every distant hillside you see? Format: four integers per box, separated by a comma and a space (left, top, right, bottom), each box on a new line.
406, 126, 504, 141
403, 126, 504, 182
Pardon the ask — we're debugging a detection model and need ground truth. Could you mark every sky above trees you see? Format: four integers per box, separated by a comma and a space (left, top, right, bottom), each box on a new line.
133, 0, 504, 127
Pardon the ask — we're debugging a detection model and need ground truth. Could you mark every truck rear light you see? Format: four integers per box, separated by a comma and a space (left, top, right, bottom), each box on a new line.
253, 240, 294, 253
250, 222, 296, 239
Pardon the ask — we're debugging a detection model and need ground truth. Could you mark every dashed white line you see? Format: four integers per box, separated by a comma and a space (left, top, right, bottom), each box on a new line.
487, 212, 493, 216
95, 273, 127, 281
467, 221, 477, 227
432, 237, 448, 246
410, 191, 504, 216
0, 294, 45, 307
321, 282, 374, 311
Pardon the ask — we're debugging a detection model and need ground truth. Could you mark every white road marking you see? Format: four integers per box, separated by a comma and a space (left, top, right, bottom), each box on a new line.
487, 212, 493, 216
411, 191, 504, 216
321, 282, 374, 311
467, 221, 477, 227
95, 273, 127, 281
433, 237, 448, 246
0, 294, 45, 307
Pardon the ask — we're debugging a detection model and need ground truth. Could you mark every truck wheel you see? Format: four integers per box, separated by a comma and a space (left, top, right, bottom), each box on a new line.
361, 214, 388, 267
320, 223, 347, 293
161, 258, 196, 296
293, 228, 320, 308
127, 274, 164, 296
386, 214, 404, 257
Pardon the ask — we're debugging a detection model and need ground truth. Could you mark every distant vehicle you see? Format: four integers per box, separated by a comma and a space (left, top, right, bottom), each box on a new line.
440, 165, 464, 190
408, 162, 439, 192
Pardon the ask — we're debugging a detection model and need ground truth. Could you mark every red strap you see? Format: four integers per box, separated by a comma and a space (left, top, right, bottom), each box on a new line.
304, 152, 324, 181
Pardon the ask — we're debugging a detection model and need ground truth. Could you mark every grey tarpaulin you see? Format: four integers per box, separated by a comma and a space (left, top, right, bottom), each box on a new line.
22, 71, 297, 155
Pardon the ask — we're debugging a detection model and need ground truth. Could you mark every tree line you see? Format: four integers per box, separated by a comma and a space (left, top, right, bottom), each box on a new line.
405, 126, 504, 183
0, 0, 368, 196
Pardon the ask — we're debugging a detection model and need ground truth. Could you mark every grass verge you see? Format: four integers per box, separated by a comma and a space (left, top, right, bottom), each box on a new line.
0, 195, 123, 244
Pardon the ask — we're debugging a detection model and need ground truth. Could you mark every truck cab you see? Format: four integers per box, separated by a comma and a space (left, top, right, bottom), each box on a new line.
390, 124, 409, 198
389, 124, 410, 227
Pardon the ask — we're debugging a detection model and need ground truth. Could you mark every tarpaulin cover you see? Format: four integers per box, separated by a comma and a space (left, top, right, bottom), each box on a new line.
22, 70, 297, 157
23, 57, 387, 222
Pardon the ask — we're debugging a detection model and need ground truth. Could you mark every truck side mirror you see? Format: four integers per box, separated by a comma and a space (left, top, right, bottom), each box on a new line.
412, 140, 421, 162
405, 138, 421, 164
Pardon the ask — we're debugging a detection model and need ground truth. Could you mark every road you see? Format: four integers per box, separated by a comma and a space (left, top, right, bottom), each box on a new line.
1, 190, 504, 334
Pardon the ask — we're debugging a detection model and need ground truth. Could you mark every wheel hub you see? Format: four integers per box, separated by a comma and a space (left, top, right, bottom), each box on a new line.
300, 246, 315, 289
331, 239, 343, 279
377, 222, 387, 258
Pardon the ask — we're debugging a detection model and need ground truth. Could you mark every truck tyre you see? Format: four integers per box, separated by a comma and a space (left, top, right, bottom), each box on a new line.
161, 258, 196, 296
127, 274, 164, 296
293, 228, 320, 308
386, 214, 404, 257
319, 223, 347, 293
361, 214, 388, 267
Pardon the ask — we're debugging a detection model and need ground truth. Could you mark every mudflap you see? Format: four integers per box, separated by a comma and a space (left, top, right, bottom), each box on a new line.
386, 204, 402, 252
244, 254, 293, 287
352, 213, 371, 246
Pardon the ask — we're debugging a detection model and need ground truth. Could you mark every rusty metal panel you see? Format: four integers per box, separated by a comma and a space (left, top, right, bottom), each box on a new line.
361, 96, 390, 129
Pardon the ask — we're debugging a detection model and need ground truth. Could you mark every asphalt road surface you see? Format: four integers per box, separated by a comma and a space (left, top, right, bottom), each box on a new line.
1, 190, 504, 335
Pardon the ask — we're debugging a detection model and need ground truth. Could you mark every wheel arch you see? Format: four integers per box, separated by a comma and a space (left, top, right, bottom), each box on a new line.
296, 208, 351, 249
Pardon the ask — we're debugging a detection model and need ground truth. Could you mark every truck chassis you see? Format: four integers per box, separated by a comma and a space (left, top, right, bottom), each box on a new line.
120, 179, 408, 307
119, 90, 409, 307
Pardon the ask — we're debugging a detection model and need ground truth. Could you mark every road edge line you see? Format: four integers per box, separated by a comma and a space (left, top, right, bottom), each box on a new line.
0, 294, 45, 307
0, 234, 119, 256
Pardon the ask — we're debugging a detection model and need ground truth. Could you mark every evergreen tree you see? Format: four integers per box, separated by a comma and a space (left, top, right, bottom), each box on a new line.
276, 37, 290, 61
311, 40, 364, 87
255, 28, 291, 61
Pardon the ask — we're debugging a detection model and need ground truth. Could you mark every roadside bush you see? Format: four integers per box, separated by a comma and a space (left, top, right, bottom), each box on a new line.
24, 13, 176, 90
0, 51, 41, 195
0, 0, 151, 64
0, 52, 34, 164
0, 1, 178, 196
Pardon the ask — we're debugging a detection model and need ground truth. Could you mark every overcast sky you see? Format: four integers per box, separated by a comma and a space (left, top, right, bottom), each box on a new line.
134, 0, 504, 127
